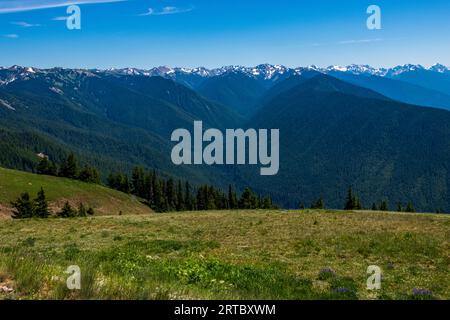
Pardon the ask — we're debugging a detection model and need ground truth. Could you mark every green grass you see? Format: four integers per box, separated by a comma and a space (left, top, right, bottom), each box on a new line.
0, 210, 448, 300
0, 167, 151, 217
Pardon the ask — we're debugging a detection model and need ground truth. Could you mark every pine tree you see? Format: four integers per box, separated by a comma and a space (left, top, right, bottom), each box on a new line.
176, 180, 184, 211
379, 200, 388, 211
59, 153, 78, 179
10, 192, 34, 219
166, 179, 176, 211
78, 203, 87, 217
238, 188, 258, 209
344, 187, 355, 210
37, 157, 50, 174
131, 167, 145, 197
354, 196, 362, 210
371, 203, 378, 211
311, 197, 325, 209
78, 166, 100, 183
262, 196, 273, 209
397, 203, 403, 212
34, 187, 50, 218
405, 202, 415, 213
227, 185, 238, 209
48, 160, 58, 176
153, 179, 164, 212
58, 201, 76, 218
184, 181, 193, 211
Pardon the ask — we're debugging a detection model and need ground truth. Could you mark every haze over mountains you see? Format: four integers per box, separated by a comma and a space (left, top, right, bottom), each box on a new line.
1, 63, 450, 212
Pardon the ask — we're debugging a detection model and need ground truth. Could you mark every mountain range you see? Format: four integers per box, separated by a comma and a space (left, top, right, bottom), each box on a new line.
1, 63, 450, 212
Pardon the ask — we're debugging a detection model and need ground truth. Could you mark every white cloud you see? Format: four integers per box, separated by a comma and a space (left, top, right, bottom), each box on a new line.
11, 21, 41, 27
139, 6, 193, 16
339, 38, 383, 45
3, 34, 19, 39
52, 16, 69, 20
0, 0, 127, 14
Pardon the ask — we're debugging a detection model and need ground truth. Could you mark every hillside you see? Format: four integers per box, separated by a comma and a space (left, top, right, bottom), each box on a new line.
0, 210, 448, 300
246, 75, 450, 211
197, 71, 267, 117
0, 167, 152, 217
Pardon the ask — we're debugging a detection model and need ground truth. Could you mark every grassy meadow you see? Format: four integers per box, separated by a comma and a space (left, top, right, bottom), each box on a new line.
0, 167, 151, 217
0, 210, 448, 300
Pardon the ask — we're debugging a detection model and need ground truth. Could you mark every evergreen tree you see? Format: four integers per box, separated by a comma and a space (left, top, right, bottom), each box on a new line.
144, 173, 154, 205
311, 197, 325, 209
131, 167, 145, 197
379, 200, 388, 211
10, 192, 34, 219
78, 166, 100, 183
227, 185, 238, 209
405, 202, 415, 213
371, 203, 378, 211
354, 196, 362, 210
397, 203, 403, 212
166, 179, 176, 211
48, 160, 58, 176
153, 179, 165, 212
344, 187, 356, 210
58, 201, 76, 218
238, 188, 258, 209
34, 187, 50, 218
78, 203, 87, 217
176, 180, 184, 211
59, 153, 78, 179
261, 196, 273, 209
37, 157, 50, 174
184, 181, 193, 211
37, 157, 58, 176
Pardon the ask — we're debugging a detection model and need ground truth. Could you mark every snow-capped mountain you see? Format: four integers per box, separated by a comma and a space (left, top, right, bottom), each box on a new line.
1, 63, 449, 88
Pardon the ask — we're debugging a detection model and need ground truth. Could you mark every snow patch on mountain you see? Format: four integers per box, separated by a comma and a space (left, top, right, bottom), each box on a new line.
0, 99, 15, 111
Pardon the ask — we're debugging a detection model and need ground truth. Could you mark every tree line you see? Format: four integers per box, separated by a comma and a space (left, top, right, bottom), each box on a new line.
37, 153, 100, 183
37, 153, 276, 213
298, 187, 416, 213
108, 167, 276, 213
10, 187, 94, 219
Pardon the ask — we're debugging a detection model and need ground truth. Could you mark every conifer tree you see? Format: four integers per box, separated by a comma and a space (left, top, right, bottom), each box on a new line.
58, 201, 76, 218
379, 200, 388, 211
78, 203, 87, 217
37, 157, 50, 174
227, 185, 238, 209
344, 187, 355, 210
10, 192, 34, 219
78, 166, 100, 183
59, 153, 78, 179
405, 202, 415, 213
176, 180, 184, 211
34, 187, 50, 218
311, 197, 325, 209
184, 181, 193, 211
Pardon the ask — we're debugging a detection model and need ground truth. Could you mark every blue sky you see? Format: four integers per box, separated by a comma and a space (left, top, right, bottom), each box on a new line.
0, 0, 449, 69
